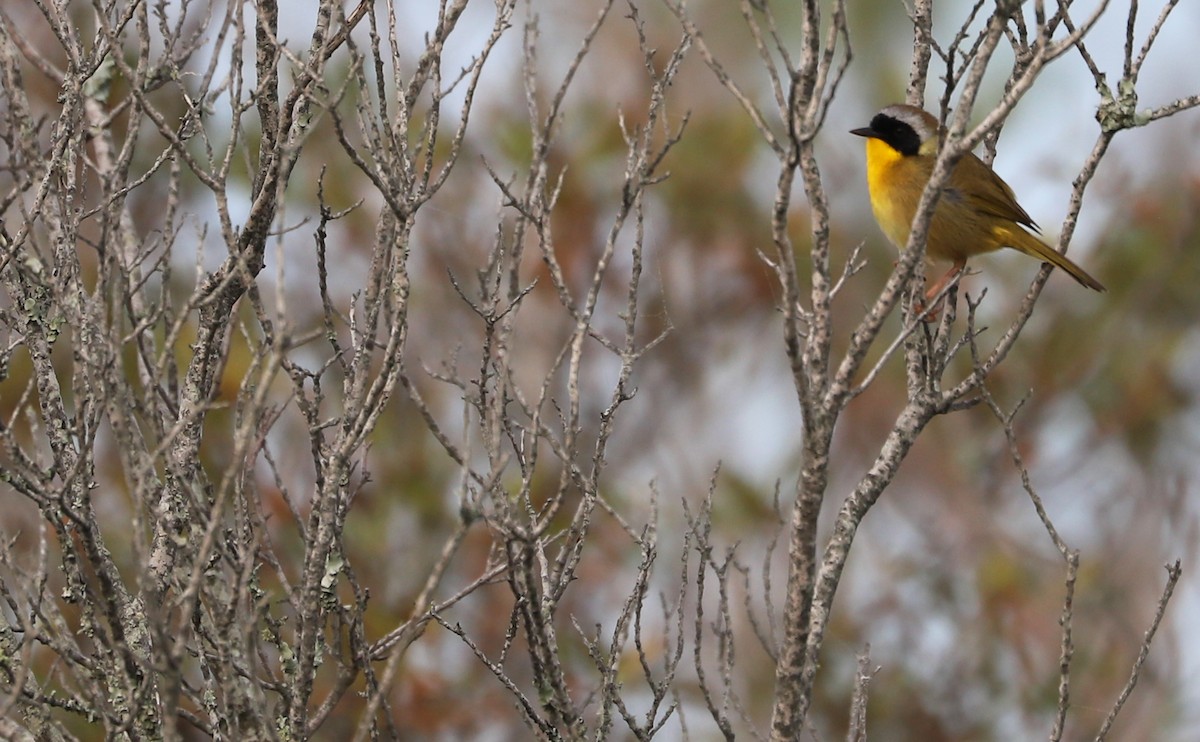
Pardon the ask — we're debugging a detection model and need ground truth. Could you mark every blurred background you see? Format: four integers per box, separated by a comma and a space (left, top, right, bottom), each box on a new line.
3, 0, 1198, 739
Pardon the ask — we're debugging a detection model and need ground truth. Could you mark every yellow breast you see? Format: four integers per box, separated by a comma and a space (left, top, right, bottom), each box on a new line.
863, 136, 922, 250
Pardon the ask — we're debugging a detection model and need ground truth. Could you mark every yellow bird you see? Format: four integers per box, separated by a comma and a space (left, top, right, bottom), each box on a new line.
851, 104, 1105, 302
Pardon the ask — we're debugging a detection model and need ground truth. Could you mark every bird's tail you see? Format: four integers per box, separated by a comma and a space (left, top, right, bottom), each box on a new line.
1002, 226, 1106, 292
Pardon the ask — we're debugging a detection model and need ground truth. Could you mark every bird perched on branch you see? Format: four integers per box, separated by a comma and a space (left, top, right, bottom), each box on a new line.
851, 104, 1105, 308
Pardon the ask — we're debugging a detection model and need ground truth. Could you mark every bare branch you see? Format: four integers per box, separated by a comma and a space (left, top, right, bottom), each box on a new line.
1093, 561, 1183, 741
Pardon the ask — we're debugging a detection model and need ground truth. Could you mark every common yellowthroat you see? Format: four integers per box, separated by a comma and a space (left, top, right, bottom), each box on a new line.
851, 104, 1105, 302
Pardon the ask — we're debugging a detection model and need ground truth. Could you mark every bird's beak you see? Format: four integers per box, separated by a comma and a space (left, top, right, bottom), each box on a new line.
849, 127, 877, 139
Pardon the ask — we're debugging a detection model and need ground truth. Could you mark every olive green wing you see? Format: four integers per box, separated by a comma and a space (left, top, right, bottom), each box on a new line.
951, 153, 1040, 232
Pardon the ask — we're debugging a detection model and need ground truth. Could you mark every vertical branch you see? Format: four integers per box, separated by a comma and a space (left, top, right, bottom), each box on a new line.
768, 0, 850, 736
846, 644, 875, 742
906, 0, 933, 103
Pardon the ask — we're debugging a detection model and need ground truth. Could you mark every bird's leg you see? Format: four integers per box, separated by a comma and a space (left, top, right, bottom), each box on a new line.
924, 259, 965, 301
915, 258, 966, 321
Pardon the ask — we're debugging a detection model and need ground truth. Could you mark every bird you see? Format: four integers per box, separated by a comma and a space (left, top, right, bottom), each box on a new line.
850, 103, 1105, 307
